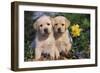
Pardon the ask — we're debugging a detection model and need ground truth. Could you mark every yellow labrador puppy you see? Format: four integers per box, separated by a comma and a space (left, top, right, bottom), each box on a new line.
53, 16, 72, 59
33, 15, 59, 60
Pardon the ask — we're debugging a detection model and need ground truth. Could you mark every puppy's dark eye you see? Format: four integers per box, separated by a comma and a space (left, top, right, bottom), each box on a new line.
55, 24, 58, 26
40, 24, 43, 27
47, 23, 50, 26
62, 24, 64, 26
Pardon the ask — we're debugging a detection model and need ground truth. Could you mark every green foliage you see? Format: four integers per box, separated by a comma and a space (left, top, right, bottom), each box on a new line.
24, 11, 90, 61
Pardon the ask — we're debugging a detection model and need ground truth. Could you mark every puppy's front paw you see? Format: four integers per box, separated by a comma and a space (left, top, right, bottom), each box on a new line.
50, 56, 54, 60
35, 56, 44, 61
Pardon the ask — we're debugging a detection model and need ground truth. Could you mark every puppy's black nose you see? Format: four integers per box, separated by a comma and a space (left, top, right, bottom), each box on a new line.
44, 28, 48, 33
58, 28, 61, 32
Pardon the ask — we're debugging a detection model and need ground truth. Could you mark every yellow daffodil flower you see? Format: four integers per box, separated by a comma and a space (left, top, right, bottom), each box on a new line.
71, 24, 81, 37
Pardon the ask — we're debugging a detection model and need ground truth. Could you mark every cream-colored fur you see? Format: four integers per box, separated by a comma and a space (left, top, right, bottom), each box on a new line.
53, 16, 72, 57
33, 15, 59, 60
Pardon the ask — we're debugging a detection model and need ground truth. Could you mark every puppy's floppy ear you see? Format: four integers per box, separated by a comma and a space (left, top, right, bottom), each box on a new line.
65, 18, 70, 29
50, 17, 55, 27
33, 21, 37, 31
48, 16, 54, 28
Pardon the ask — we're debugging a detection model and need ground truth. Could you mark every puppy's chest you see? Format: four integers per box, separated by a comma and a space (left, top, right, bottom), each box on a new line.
37, 38, 54, 49
55, 38, 67, 49
56, 34, 69, 45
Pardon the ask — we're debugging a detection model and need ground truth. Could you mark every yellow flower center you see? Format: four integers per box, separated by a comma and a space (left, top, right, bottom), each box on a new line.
71, 24, 81, 37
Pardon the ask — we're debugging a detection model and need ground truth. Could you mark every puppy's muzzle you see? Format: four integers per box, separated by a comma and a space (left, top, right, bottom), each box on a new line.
44, 28, 49, 34
58, 28, 61, 33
